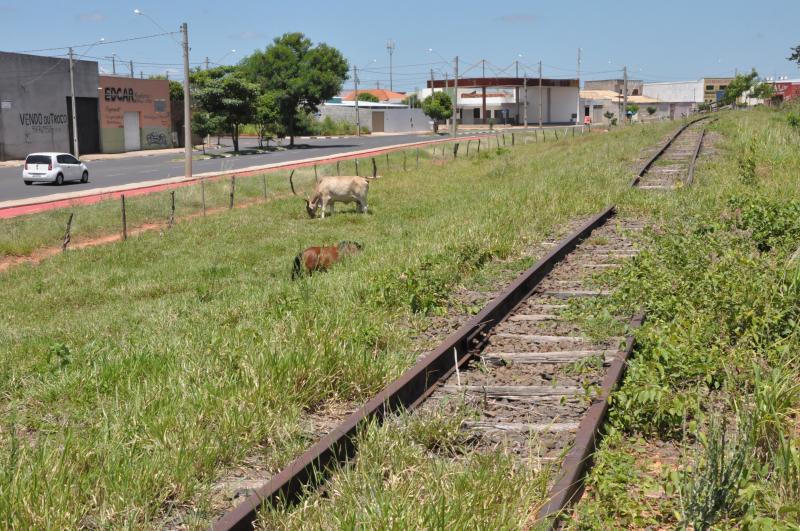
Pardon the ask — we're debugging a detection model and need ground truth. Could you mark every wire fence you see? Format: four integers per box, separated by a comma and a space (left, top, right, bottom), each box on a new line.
0, 127, 606, 263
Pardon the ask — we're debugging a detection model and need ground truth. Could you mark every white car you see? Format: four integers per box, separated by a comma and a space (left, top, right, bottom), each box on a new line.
23, 152, 89, 185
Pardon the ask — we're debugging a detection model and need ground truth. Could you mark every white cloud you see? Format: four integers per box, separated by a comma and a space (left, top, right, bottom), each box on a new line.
495, 13, 536, 24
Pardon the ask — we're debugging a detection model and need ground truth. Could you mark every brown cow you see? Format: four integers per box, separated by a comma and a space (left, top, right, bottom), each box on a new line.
291, 241, 363, 280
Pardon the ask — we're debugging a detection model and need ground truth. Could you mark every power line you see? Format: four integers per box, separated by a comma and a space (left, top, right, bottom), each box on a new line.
14, 31, 178, 54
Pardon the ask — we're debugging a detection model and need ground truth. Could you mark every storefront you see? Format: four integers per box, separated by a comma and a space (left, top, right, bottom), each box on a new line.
98, 76, 173, 153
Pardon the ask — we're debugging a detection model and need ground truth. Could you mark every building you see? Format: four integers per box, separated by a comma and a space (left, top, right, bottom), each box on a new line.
642, 80, 704, 105
703, 77, 734, 103
0, 51, 99, 161
584, 79, 644, 96
98, 75, 173, 152
319, 99, 429, 133
341, 89, 407, 104
767, 78, 800, 104
427, 77, 580, 125
580, 90, 677, 124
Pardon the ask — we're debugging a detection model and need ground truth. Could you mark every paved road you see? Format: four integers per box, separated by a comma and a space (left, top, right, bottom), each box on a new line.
0, 133, 452, 202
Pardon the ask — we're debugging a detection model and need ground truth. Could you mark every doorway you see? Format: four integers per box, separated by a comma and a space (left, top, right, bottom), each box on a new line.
124, 112, 141, 151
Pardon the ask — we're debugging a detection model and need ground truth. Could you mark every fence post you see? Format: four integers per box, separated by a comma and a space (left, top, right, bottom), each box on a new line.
262, 174, 268, 199
336, 160, 340, 176
478, 138, 481, 153
385, 152, 390, 171
167, 190, 175, 229
201, 178, 206, 216
61, 212, 74, 252
355, 158, 360, 176
372, 157, 377, 177
416, 148, 420, 168
229, 176, 235, 209
313, 164, 318, 180
121, 194, 127, 241
453, 143, 459, 159
496, 135, 501, 149
466, 140, 471, 156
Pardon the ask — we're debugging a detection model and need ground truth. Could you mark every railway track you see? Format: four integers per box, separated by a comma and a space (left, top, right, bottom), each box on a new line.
213, 207, 645, 530
213, 118, 713, 530
632, 117, 711, 189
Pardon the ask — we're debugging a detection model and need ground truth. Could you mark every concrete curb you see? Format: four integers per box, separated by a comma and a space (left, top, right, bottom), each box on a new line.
0, 134, 489, 219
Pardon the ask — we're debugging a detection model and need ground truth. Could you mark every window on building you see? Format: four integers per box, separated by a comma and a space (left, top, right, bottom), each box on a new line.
719, 85, 727, 91
706, 85, 714, 91
473, 108, 480, 119
154, 99, 166, 113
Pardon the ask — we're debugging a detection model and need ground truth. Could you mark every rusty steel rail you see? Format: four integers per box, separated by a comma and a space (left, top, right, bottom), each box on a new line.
630, 116, 711, 187
213, 205, 618, 531
536, 311, 646, 527
685, 127, 706, 186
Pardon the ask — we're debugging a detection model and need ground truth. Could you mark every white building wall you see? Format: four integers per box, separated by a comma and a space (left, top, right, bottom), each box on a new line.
520, 86, 578, 124
643, 81, 704, 103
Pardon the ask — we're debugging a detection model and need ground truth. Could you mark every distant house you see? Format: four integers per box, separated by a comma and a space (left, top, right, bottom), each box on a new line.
341, 88, 407, 104
580, 90, 680, 124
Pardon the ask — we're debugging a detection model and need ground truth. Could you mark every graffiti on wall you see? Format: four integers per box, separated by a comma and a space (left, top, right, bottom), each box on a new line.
18, 112, 68, 134
145, 131, 168, 146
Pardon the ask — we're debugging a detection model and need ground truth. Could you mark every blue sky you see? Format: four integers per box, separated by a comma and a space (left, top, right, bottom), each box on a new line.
3, 0, 799, 92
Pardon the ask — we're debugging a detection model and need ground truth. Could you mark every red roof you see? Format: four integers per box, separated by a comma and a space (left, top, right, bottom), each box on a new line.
342, 89, 407, 101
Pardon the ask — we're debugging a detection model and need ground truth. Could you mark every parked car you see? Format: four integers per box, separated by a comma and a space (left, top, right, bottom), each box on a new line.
22, 152, 89, 185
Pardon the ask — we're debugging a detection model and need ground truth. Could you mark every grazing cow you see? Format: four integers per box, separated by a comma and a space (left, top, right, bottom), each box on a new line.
290, 171, 378, 218
292, 241, 363, 280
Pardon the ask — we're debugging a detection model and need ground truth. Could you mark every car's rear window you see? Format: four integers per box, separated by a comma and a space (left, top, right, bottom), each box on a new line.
26, 155, 51, 164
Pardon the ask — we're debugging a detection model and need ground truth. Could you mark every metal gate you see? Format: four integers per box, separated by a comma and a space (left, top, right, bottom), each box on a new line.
124, 112, 141, 151
66, 97, 100, 156
371, 111, 384, 133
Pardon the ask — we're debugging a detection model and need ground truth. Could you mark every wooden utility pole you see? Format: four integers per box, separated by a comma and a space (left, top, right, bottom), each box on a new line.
181, 23, 192, 180
354, 65, 361, 136
576, 48, 582, 127
538, 60, 543, 131
68, 47, 79, 157
524, 74, 528, 131
623, 66, 629, 126
452, 55, 458, 136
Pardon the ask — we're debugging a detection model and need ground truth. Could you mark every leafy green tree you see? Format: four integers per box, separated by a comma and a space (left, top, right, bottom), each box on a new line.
421, 91, 452, 133
191, 111, 216, 153
241, 32, 349, 146
401, 94, 421, 108
750, 82, 775, 101
722, 69, 759, 106
789, 45, 800, 66
254, 91, 281, 148
603, 111, 616, 126
646, 106, 657, 116
625, 103, 640, 118
194, 73, 259, 152
357, 92, 380, 102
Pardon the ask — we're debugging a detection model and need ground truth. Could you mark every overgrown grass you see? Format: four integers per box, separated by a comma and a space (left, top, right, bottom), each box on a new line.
0, 122, 677, 527
569, 106, 800, 529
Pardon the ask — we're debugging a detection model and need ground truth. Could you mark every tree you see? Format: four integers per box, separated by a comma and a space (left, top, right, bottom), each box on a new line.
357, 92, 380, 102
603, 111, 616, 126
241, 32, 349, 146
401, 94, 421, 108
625, 103, 640, 118
194, 73, 259, 152
722, 69, 759, 106
750, 82, 775, 101
191, 111, 216, 153
789, 45, 800, 66
646, 106, 657, 116
421, 91, 452, 133
254, 91, 281, 148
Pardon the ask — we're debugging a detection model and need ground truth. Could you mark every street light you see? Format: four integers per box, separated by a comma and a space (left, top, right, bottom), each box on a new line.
134, 8, 191, 180
217, 49, 236, 64
428, 49, 458, 136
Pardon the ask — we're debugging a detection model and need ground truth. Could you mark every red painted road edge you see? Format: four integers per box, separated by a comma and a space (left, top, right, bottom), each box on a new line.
0, 135, 490, 219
